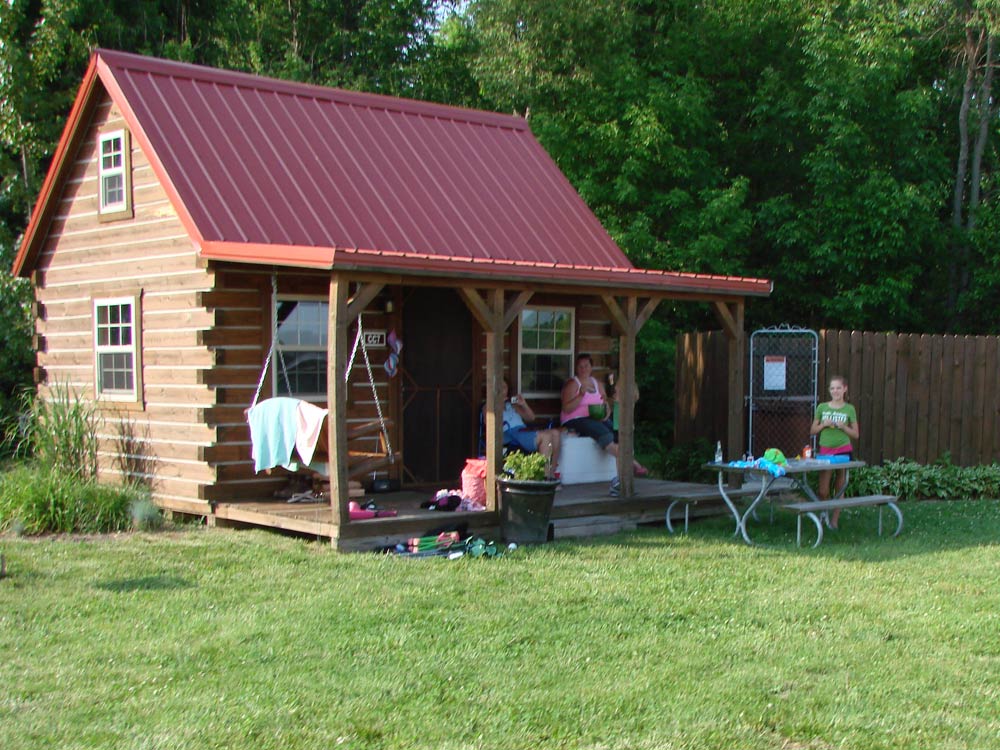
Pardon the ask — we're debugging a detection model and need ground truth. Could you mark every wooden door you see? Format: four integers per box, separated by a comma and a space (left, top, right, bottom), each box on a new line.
400, 287, 474, 485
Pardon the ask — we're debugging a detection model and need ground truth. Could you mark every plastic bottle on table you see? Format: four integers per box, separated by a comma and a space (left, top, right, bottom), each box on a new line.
715, 440, 723, 463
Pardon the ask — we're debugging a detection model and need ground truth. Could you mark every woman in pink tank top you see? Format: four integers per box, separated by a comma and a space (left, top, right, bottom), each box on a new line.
560, 354, 647, 492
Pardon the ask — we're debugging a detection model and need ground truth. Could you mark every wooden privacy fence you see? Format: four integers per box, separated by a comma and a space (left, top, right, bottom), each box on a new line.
675, 329, 1000, 467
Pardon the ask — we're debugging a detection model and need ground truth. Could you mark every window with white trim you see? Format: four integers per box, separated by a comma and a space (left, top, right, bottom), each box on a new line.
98, 130, 129, 215
274, 297, 328, 399
518, 306, 575, 397
94, 297, 139, 399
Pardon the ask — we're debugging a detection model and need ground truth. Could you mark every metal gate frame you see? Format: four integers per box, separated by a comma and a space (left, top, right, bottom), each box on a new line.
748, 326, 818, 459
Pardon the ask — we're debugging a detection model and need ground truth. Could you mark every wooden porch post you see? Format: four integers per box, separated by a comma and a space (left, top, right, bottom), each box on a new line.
325, 278, 385, 543
327, 274, 351, 544
601, 294, 660, 498
713, 299, 746, 476
458, 287, 532, 511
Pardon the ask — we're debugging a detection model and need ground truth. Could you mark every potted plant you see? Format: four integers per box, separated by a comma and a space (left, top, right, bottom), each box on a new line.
496, 452, 559, 544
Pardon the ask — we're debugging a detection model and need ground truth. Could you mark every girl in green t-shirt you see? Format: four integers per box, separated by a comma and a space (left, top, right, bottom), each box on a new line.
809, 375, 860, 529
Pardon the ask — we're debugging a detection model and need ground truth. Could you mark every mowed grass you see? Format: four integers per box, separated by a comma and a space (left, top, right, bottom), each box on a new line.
1, 500, 999, 750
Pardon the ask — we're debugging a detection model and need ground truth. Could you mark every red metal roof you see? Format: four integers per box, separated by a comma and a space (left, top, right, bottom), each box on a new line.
14, 49, 771, 298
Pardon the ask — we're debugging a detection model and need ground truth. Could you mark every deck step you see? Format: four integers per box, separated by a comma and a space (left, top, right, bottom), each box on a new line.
551, 515, 637, 539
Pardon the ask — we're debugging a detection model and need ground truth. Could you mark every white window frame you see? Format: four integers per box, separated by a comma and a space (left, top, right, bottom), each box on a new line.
272, 295, 329, 402
98, 129, 131, 217
93, 296, 140, 402
517, 305, 575, 398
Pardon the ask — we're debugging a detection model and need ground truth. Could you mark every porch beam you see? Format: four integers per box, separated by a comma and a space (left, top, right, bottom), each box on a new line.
327, 273, 352, 543
717, 300, 746, 478
713, 299, 740, 341
598, 294, 660, 498
617, 296, 638, 498
636, 297, 660, 331
346, 281, 385, 322
600, 294, 630, 336
502, 290, 534, 331
457, 287, 496, 331
482, 289, 506, 512
457, 286, 508, 511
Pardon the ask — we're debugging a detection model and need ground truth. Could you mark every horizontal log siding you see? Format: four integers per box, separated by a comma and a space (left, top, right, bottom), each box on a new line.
206, 268, 403, 502
32, 94, 216, 511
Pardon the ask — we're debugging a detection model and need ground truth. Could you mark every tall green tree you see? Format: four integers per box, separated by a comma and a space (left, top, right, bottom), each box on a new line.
469, 0, 753, 286
936, 0, 1000, 329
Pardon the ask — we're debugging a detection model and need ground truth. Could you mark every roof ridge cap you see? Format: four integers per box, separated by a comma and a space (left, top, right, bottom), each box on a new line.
94, 48, 527, 131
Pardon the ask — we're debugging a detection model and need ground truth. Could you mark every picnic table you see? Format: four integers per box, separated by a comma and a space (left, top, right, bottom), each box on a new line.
694, 458, 900, 547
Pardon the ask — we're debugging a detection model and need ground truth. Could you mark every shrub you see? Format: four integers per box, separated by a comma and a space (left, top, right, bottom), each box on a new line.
129, 497, 163, 531
851, 456, 1000, 501
0, 272, 33, 459
655, 438, 715, 481
0, 464, 139, 534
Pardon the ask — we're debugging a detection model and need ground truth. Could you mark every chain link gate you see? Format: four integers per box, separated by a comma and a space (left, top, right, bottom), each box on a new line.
748, 326, 818, 460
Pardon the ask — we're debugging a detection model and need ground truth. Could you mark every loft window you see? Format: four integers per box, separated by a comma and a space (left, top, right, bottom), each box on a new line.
518, 306, 575, 397
98, 130, 131, 216
94, 297, 139, 400
274, 297, 328, 400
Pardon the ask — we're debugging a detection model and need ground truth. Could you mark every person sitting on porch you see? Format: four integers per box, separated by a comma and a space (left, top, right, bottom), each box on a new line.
560, 354, 648, 486
483, 379, 562, 479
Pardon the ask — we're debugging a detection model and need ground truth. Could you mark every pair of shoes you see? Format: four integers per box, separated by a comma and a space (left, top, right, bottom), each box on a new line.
609, 477, 621, 497
821, 512, 838, 531
635, 465, 649, 477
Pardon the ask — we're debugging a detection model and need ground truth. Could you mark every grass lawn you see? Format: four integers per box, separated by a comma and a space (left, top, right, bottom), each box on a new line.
1, 500, 999, 750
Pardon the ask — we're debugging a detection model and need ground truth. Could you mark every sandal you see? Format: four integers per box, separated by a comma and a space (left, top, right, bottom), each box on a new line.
635, 465, 649, 477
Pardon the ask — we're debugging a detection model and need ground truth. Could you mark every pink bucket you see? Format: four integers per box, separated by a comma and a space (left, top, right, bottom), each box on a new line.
461, 458, 488, 506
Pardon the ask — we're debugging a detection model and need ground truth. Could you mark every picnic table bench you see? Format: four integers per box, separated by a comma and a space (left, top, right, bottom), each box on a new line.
783, 494, 902, 548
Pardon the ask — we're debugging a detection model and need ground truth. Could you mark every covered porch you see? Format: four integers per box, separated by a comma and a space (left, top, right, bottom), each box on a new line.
310, 273, 759, 550
212, 477, 759, 552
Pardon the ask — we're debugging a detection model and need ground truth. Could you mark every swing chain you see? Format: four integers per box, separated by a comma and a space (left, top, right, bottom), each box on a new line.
346, 316, 393, 461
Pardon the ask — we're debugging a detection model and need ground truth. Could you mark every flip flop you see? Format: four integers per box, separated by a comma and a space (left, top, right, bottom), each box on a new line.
635, 465, 649, 476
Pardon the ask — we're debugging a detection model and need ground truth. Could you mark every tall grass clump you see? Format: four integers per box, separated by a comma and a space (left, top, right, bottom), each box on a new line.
0, 383, 145, 534
20, 382, 100, 480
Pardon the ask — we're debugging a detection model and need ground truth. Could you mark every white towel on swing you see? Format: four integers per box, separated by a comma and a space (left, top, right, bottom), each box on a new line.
294, 400, 329, 466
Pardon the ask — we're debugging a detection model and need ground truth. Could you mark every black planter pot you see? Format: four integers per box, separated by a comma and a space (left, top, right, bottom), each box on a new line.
497, 478, 559, 544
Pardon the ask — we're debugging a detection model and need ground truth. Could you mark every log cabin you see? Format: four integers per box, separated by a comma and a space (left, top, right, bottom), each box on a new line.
12, 49, 771, 549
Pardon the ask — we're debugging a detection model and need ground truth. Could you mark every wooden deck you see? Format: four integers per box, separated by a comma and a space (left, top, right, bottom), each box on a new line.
212, 479, 758, 552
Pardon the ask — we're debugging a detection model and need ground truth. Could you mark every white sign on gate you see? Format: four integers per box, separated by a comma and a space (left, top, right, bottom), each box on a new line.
763, 355, 787, 391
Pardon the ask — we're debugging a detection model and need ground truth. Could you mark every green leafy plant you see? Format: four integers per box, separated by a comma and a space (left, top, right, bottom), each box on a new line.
654, 438, 715, 481
502, 451, 551, 481
851, 457, 1000, 501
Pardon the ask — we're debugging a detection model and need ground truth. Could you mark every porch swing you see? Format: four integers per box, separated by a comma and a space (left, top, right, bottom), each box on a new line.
245, 277, 398, 482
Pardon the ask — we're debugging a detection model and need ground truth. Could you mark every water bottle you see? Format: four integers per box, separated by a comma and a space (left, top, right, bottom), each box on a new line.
714, 440, 723, 463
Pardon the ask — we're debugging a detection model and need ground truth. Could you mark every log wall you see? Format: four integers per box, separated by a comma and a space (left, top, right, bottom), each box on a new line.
34, 93, 217, 512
